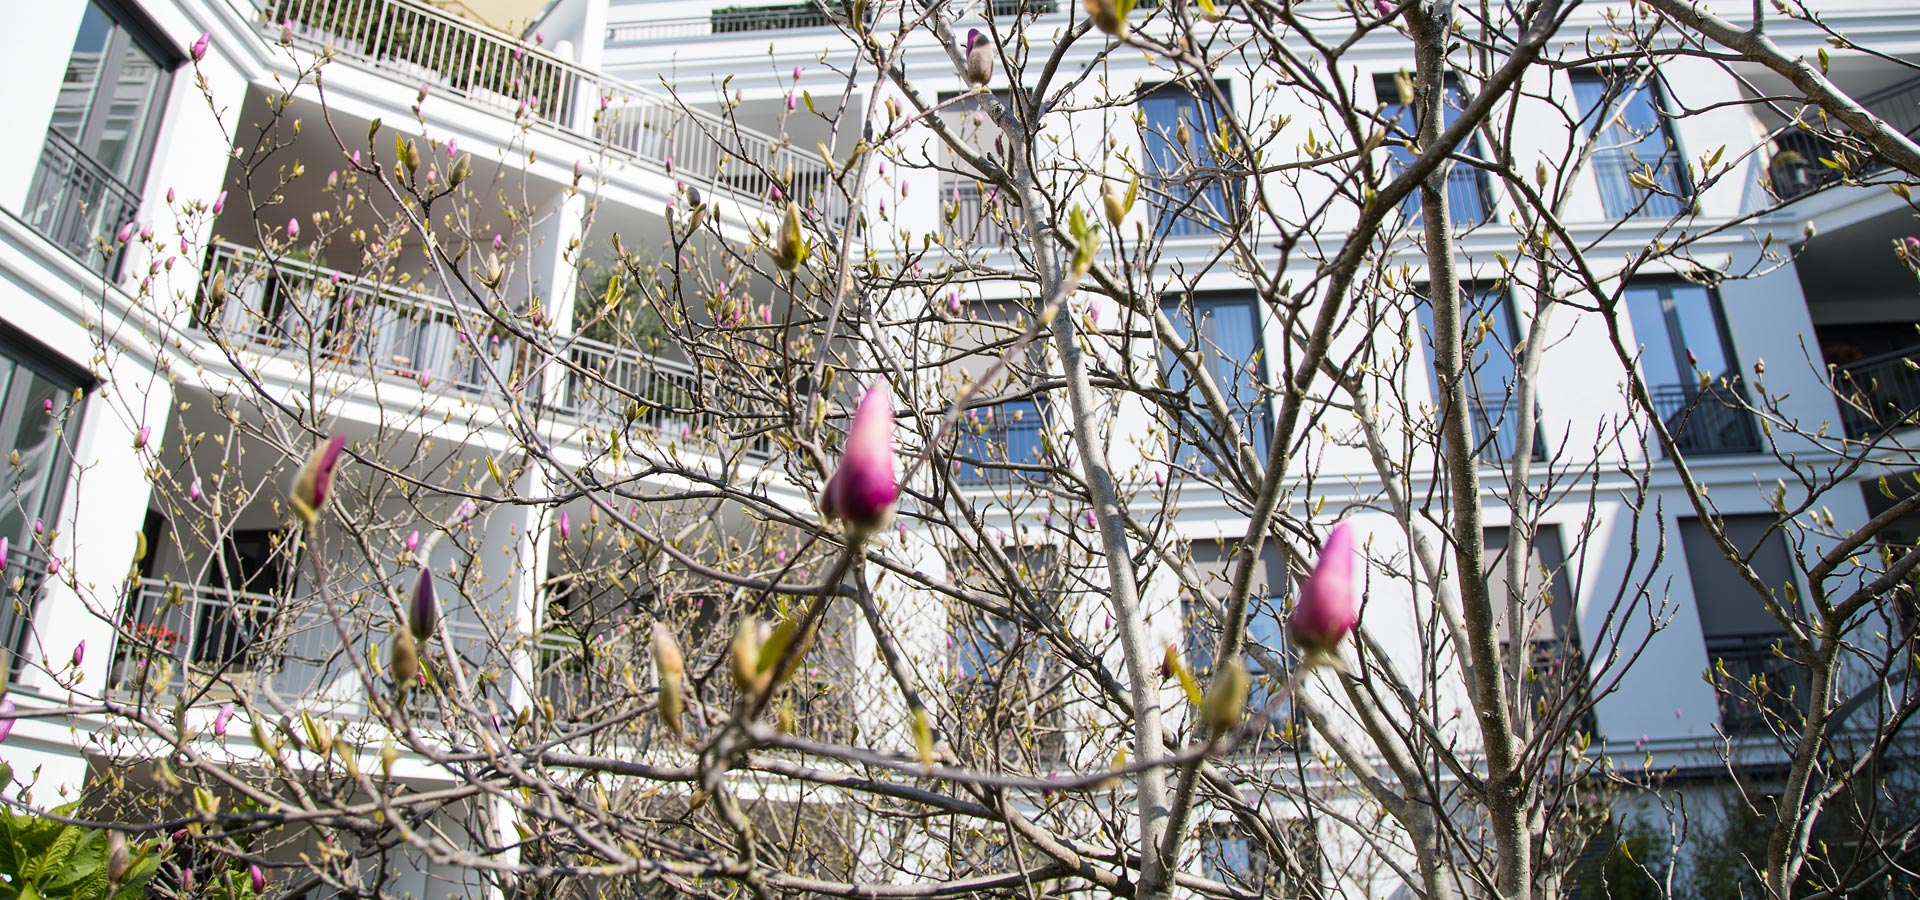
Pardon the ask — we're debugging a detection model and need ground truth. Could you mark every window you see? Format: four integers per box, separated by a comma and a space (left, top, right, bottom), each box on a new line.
1679, 515, 1809, 735
0, 330, 90, 675
1376, 74, 1493, 227
1160, 295, 1270, 469
1186, 542, 1307, 750
940, 91, 1022, 247
947, 548, 1068, 760
953, 398, 1046, 485
1623, 282, 1759, 456
1414, 284, 1545, 463
1574, 70, 1690, 218
1197, 820, 1323, 899
1141, 82, 1239, 238
24, 0, 175, 272
1485, 527, 1595, 736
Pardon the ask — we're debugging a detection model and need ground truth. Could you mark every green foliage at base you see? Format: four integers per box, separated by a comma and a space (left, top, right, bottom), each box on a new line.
0, 772, 161, 900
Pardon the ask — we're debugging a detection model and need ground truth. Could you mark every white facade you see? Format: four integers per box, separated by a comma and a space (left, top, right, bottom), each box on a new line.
0, 0, 1917, 896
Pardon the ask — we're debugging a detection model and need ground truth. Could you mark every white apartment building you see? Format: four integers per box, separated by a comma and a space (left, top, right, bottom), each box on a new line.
0, 0, 1916, 895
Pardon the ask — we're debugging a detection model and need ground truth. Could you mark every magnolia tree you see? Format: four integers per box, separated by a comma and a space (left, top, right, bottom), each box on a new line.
7, 0, 1920, 899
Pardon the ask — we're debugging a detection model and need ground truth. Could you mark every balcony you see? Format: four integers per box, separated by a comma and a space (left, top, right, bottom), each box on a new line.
606, 0, 1058, 43
943, 180, 1021, 249
22, 129, 140, 276
259, 0, 840, 219
1834, 345, 1920, 438
1648, 381, 1761, 456
115, 577, 524, 713
1707, 633, 1809, 737
1769, 75, 1920, 202
201, 242, 539, 401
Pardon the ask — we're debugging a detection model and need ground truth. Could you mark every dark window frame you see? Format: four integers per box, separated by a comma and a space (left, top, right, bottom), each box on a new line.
1622, 279, 1761, 457
1572, 68, 1693, 219
1139, 79, 1242, 239
1373, 72, 1495, 228
1159, 293, 1272, 470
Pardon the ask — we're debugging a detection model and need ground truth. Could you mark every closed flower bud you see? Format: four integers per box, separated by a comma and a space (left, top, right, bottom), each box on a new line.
107, 832, 131, 882
1201, 657, 1248, 736
251, 864, 267, 893
134, 425, 151, 450
1289, 521, 1360, 660
768, 202, 809, 271
963, 29, 994, 88
0, 697, 15, 743
449, 153, 471, 187
730, 616, 770, 698
189, 477, 203, 501
654, 624, 686, 739
290, 435, 347, 525
72, 641, 84, 667
1082, 0, 1129, 37
215, 701, 234, 737
117, 221, 135, 244
286, 217, 299, 239
389, 629, 420, 686
0, 537, 9, 572
819, 380, 898, 536
405, 530, 419, 553
558, 510, 571, 539
408, 568, 437, 643
212, 191, 227, 214
191, 32, 210, 61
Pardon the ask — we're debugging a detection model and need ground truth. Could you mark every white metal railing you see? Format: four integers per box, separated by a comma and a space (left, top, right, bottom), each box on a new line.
201, 242, 535, 399
257, 0, 844, 221
554, 333, 707, 432
113, 578, 285, 692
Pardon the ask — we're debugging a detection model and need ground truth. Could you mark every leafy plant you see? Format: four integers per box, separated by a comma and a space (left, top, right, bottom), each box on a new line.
0, 774, 162, 900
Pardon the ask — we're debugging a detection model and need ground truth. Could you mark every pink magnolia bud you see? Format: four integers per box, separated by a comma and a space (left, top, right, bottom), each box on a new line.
0, 698, 15, 744
1289, 521, 1360, 656
1904, 236, 1920, 257
0, 536, 8, 571
405, 530, 419, 553
793, 65, 803, 81
418, 369, 433, 388
214, 701, 233, 736
191, 32, 210, 61
116, 221, 135, 243
819, 380, 899, 534
32, 519, 41, 535
286, 217, 300, 238
409, 567, 437, 642
43, 399, 53, 413
418, 81, 430, 102
290, 435, 348, 524
251, 864, 267, 893
166, 187, 176, 203
72, 641, 84, 667
535, 31, 545, 43
46, 556, 58, 575
492, 234, 505, 251
787, 93, 797, 111
213, 191, 227, 214
141, 222, 154, 240
446, 138, 459, 157
133, 425, 151, 450
188, 477, 203, 501
558, 511, 571, 538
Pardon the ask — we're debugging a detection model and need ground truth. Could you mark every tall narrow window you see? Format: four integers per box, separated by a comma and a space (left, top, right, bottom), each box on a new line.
1377, 74, 1493, 227
939, 91, 1021, 248
1680, 515, 1808, 735
1196, 820, 1323, 899
1623, 282, 1759, 456
1574, 70, 1690, 218
953, 398, 1046, 485
1484, 527, 1595, 736
1415, 284, 1545, 463
1141, 82, 1238, 238
0, 330, 89, 675
25, 0, 175, 272
1186, 541, 1307, 751
1160, 295, 1270, 469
